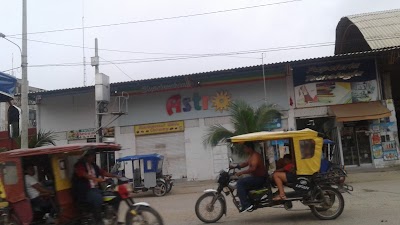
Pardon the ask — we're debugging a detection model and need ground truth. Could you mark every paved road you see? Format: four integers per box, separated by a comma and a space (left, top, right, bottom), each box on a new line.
134, 171, 400, 225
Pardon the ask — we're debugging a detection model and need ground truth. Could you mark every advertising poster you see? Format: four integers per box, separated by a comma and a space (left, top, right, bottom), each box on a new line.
372, 133, 381, 145
372, 145, 383, 159
382, 141, 397, 151
67, 127, 115, 140
293, 59, 377, 108
381, 141, 399, 161
383, 150, 399, 161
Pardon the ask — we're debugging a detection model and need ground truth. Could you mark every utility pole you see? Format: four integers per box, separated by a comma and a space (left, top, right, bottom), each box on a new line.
21, 0, 29, 148
92, 38, 102, 143
261, 53, 267, 103
82, 0, 87, 86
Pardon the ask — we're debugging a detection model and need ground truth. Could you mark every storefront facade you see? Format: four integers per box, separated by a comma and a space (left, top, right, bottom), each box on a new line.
291, 57, 400, 168
34, 66, 290, 180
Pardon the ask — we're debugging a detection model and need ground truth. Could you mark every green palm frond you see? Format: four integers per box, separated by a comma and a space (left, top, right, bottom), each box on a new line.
230, 100, 255, 134
203, 124, 235, 148
32, 130, 57, 148
14, 129, 57, 149
254, 104, 281, 131
203, 99, 282, 156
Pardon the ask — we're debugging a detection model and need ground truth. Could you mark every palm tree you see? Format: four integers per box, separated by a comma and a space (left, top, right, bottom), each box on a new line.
15, 129, 56, 148
203, 100, 281, 155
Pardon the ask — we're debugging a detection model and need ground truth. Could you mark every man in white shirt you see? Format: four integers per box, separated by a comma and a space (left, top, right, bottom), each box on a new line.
24, 164, 54, 214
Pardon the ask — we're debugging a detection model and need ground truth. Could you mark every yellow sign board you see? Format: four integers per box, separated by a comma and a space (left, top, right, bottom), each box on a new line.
134, 121, 184, 136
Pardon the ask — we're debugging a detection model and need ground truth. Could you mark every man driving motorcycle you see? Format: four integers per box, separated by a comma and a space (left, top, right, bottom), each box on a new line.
72, 149, 120, 225
230, 142, 266, 213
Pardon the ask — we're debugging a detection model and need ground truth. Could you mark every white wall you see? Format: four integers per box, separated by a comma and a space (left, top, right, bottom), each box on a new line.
0, 102, 6, 131
119, 79, 288, 126
37, 78, 289, 180
38, 93, 96, 132
184, 118, 214, 180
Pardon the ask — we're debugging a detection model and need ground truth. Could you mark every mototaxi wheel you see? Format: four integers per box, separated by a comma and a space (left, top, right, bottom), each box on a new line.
166, 181, 173, 193
126, 206, 164, 225
3, 216, 18, 225
195, 192, 225, 223
310, 187, 344, 220
314, 192, 336, 212
153, 181, 167, 197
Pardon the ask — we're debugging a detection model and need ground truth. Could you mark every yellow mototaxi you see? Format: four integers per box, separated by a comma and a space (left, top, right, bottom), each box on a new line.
195, 129, 349, 223
229, 128, 323, 176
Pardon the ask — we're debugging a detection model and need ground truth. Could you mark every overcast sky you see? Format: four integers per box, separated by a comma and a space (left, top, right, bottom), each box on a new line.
1, 0, 400, 90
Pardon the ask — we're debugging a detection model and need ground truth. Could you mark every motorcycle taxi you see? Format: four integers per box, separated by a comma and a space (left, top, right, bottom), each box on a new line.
195, 129, 352, 223
0, 143, 163, 225
114, 154, 174, 197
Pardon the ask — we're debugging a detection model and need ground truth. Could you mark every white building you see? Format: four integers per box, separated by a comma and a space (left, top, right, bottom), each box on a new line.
31, 9, 400, 179
33, 65, 291, 180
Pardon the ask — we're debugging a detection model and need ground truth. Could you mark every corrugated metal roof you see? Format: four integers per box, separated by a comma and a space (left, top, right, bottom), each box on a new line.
28, 46, 400, 97
347, 8, 400, 50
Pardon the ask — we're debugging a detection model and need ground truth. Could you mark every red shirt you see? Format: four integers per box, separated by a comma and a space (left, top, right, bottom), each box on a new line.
283, 163, 295, 173
75, 162, 107, 188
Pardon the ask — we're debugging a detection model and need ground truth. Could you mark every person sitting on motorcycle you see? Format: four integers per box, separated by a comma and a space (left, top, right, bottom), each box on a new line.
230, 142, 266, 213
72, 150, 120, 225
24, 163, 55, 216
272, 154, 295, 201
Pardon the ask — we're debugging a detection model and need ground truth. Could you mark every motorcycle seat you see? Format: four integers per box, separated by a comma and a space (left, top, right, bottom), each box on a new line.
249, 187, 269, 195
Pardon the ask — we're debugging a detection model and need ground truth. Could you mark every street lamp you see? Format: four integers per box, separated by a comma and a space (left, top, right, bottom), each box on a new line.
0, 32, 29, 149
0, 33, 22, 55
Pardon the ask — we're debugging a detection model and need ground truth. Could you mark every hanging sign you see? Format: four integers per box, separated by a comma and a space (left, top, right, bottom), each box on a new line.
67, 127, 115, 140
293, 59, 378, 108
166, 91, 232, 115
134, 121, 184, 136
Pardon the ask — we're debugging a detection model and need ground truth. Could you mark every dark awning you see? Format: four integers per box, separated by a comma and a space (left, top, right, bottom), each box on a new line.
330, 101, 391, 122
0, 71, 17, 102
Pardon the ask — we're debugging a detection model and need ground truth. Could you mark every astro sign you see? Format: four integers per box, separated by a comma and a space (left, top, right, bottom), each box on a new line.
166, 91, 231, 116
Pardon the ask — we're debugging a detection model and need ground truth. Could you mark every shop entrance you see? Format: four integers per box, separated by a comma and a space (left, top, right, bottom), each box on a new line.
341, 121, 372, 166
296, 117, 336, 138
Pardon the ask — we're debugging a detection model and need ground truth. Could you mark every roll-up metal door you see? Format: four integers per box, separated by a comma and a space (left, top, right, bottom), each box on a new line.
136, 132, 186, 179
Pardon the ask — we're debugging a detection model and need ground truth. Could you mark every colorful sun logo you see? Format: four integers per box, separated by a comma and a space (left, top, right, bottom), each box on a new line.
212, 91, 231, 112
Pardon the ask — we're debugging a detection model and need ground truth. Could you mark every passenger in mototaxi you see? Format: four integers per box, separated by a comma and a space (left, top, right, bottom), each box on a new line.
23, 163, 56, 220
271, 140, 317, 200
271, 154, 295, 201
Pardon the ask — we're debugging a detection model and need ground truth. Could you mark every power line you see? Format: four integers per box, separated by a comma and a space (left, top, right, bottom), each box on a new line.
7, 0, 303, 37
18, 32, 400, 68
9, 20, 400, 60
1, 66, 21, 73
99, 56, 134, 80
26, 42, 335, 68
7, 36, 262, 60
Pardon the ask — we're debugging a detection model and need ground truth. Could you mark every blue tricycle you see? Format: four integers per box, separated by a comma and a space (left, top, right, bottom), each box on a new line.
113, 153, 174, 197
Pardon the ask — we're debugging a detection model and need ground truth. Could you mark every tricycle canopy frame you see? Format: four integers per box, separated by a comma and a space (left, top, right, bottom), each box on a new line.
117, 153, 164, 173
0, 143, 121, 160
228, 129, 323, 175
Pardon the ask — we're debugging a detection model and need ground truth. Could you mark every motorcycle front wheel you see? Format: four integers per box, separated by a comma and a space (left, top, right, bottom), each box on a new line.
195, 192, 225, 223
166, 181, 173, 193
310, 186, 344, 220
125, 206, 164, 225
153, 181, 167, 197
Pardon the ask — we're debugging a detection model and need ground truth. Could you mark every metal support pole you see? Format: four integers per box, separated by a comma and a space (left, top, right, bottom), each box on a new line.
21, 0, 29, 148
261, 53, 267, 103
336, 124, 345, 166
94, 38, 102, 143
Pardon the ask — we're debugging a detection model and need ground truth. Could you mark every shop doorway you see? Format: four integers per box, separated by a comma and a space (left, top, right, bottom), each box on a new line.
296, 117, 336, 138
388, 63, 400, 134
341, 121, 372, 166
